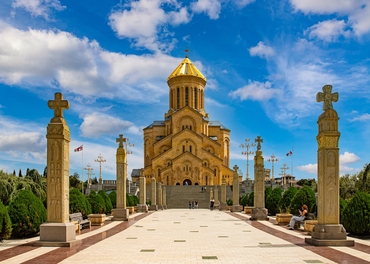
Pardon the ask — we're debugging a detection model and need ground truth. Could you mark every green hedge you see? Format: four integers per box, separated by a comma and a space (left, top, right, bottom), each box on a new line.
279, 187, 297, 213
247, 192, 254, 206
266, 187, 283, 216
0, 201, 12, 239
109, 191, 117, 208
88, 191, 106, 214
289, 186, 316, 215
341, 191, 370, 236
8, 190, 46, 238
98, 190, 113, 213
69, 188, 92, 218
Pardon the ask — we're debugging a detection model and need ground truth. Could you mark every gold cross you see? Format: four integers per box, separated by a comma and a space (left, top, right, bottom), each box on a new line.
184, 47, 190, 58
48, 92, 69, 118
255, 136, 263, 150
316, 84, 339, 111
116, 134, 127, 148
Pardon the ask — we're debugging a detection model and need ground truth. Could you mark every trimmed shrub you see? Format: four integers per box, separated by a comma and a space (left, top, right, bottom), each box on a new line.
98, 190, 113, 213
108, 191, 117, 208
340, 197, 347, 222
266, 187, 283, 216
132, 195, 139, 206
69, 188, 92, 218
240, 194, 248, 207
126, 193, 135, 206
289, 186, 316, 215
247, 192, 254, 206
0, 201, 12, 239
341, 191, 370, 236
226, 198, 233, 206
279, 187, 298, 213
8, 189, 46, 238
88, 191, 106, 214
265, 187, 272, 203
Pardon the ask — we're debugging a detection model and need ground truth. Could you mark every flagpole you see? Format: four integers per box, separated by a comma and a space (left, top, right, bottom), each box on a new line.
81, 145, 84, 195
291, 144, 294, 177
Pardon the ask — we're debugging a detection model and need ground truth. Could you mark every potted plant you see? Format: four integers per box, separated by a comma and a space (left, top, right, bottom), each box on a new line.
275, 187, 297, 225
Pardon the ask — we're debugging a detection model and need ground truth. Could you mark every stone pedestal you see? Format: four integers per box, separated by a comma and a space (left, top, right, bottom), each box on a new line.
306, 224, 354, 246
220, 178, 227, 211
150, 205, 158, 211
250, 208, 268, 221
137, 204, 148, 212
231, 165, 240, 212
231, 205, 241, 212
112, 208, 129, 221
34, 223, 80, 247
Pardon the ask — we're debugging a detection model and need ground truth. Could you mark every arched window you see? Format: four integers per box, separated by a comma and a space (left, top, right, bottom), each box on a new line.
183, 145, 185, 153
189, 146, 192, 153
185, 87, 189, 106
177, 87, 180, 108
194, 88, 197, 109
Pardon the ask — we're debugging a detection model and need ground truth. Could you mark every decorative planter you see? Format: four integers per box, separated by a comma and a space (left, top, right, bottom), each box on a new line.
127, 207, 135, 214
304, 220, 318, 234
227, 206, 232, 211
88, 214, 106, 226
276, 213, 293, 225
244, 206, 253, 214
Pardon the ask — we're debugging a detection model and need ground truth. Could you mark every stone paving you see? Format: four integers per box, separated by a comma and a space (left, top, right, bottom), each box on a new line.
0, 209, 369, 264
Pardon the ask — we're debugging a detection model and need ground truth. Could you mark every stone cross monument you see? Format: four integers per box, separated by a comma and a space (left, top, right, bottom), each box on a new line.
306, 85, 354, 246
162, 185, 167, 209
158, 182, 163, 210
112, 134, 129, 221
35, 92, 78, 247
150, 176, 158, 211
231, 165, 240, 212
214, 184, 219, 206
250, 136, 268, 220
219, 177, 227, 211
138, 169, 148, 212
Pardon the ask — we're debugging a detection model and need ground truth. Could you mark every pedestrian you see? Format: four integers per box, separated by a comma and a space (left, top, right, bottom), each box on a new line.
210, 199, 214, 210
189, 201, 192, 209
195, 201, 198, 209
201, 186, 204, 192
192, 200, 195, 209
204, 186, 207, 192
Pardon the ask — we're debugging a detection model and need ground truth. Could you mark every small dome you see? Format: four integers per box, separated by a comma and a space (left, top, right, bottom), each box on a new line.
167, 56, 206, 82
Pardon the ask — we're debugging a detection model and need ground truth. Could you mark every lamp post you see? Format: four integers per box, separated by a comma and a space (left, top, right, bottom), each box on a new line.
239, 138, 256, 180
95, 154, 106, 185
280, 162, 289, 185
267, 154, 278, 180
84, 163, 94, 189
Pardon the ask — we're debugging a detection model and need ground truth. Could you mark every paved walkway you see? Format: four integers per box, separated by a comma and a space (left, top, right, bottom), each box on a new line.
0, 209, 369, 263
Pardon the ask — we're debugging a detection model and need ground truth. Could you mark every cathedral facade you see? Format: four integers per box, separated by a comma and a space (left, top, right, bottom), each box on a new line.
143, 55, 234, 185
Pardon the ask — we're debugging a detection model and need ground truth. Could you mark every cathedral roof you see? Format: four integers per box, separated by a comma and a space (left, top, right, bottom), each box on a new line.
167, 56, 206, 82
209, 121, 229, 130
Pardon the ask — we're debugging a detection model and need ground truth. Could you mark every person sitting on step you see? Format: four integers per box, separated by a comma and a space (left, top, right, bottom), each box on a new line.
287, 204, 308, 230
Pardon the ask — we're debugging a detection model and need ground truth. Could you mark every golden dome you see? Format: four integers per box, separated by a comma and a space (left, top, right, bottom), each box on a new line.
167, 56, 206, 82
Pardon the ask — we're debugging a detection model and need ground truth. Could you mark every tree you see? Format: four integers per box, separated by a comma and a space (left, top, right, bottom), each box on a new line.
43, 166, 47, 178
340, 174, 357, 200
69, 188, 91, 218
266, 187, 283, 216
109, 191, 117, 208
18, 169, 22, 177
88, 191, 106, 214
0, 201, 12, 239
70, 172, 81, 189
98, 190, 113, 213
13, 170, 16, 176
289, 186, 316, 215
279, 187, 297, 213
8, 190, 46, 238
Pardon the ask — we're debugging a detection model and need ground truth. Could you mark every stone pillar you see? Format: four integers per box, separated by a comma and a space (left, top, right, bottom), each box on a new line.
126, 178, 131, 194
150, 177, 158, 211
158, 183, 163, 210
112, 134, 129, 221
250, 136, 268, 220
162, 185, 167, 209
138, 169, 148, 212
219, 177, 227, 211
232, 165, 240, 212
214, 185, 218, 205
306, 85, 354, 246
210, 187, 213, 200
35, 93, 78, 247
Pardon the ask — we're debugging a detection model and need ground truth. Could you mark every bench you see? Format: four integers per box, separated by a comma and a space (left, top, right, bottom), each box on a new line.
69, 212, 91, 233
294, 213, 316, 229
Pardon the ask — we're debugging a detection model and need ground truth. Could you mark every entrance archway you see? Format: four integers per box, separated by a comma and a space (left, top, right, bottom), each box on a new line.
183, 179, 192, 185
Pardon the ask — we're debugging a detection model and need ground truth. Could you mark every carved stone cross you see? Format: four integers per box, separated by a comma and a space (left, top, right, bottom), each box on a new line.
48, 92, 69, 118
233, 165, 239, 172
255, 136, 263, 150
116, 134, 127, 148
316, 84, 339, 111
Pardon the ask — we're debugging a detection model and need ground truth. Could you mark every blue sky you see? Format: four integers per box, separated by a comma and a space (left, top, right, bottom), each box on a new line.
1, 0, 370, 182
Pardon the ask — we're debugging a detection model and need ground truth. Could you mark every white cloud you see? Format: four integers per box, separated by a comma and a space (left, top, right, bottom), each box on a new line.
249, 41, 275, 58
109, 0, 190, 52
190, 0, 222, 19
233, 0, 255, 9
228, 81, 280, 101
11, 0, 65, 20
80, 112, 140, 138
290, 0, 370, 37
0, 132, 45, 152
298, 163, 317, 174
0, 22, 187, 102
349, 113, 370, 122
340, 151, 360, 164
306, 19, 350, 42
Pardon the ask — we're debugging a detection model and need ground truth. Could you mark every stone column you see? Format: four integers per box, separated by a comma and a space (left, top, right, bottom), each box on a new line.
232, 165, 240, 212
210, 187, 213, 200
214, 185, 218, 205
138, 169, 148, 212
150, 177, 158, 211
306, 85, 354, 246
112, 134, 129, 221
250, 136, 268, 220
219, 177, 227, 211
162, 185, 167, 209
158, 183, 163, 210
35, 92, 78, 247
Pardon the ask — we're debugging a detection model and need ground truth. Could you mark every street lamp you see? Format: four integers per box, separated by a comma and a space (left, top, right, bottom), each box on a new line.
239, 138, 256, 180
267, 154, 278, 180
280, 162, 289, 185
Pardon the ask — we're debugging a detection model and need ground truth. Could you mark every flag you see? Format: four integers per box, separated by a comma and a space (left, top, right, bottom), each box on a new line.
286, 150, 292, 156
74, 145, 83, 152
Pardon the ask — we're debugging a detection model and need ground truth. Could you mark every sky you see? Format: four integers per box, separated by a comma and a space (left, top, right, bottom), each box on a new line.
0, 0, 370, 183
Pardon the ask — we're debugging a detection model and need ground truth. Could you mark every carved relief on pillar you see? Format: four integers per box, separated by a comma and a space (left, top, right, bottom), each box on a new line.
317, 136, 339, 149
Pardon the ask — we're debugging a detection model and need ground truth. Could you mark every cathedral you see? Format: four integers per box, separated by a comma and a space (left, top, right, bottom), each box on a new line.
142, 54, 235, 185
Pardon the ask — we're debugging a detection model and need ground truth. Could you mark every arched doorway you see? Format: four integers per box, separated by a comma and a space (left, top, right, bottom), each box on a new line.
183, 179, 192, 185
